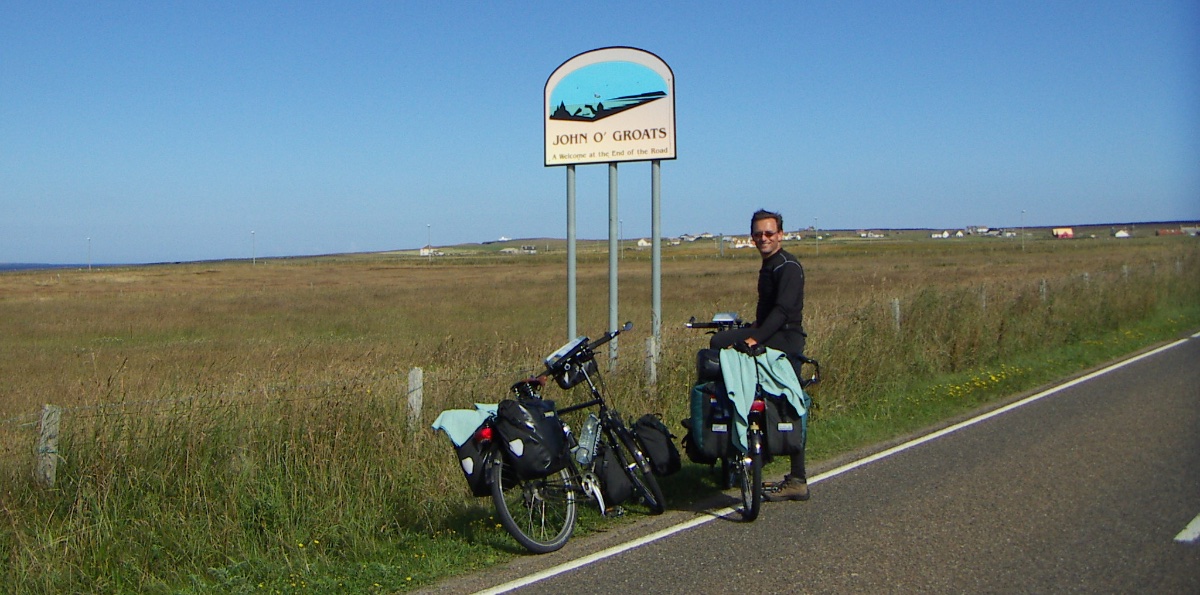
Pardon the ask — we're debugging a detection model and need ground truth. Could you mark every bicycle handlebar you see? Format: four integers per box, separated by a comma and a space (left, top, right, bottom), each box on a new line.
542, 321, 632, 377
589, 321, 632, 351
685, 315, 749, 330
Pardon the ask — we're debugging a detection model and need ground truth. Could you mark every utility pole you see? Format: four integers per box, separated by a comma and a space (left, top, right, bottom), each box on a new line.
1021, 210, 1026, 252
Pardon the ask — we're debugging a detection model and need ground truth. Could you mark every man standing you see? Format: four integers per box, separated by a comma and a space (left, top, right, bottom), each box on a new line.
710, 209, 809, 501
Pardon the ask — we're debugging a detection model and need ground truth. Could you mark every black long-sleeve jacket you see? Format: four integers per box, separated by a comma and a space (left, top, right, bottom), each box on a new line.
752, 248, 806, 354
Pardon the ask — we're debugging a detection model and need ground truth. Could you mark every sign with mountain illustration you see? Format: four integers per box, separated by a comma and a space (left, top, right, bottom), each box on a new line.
545, 47, 676, 166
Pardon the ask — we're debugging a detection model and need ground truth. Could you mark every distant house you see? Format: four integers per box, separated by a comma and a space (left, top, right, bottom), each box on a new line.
1052, 228, 1074, 239
419, 245, 436, 256
636, 238, 652, 248
520, 245, 538, 254
1156, 229, 1183, 236
1113, 230, 1131, 238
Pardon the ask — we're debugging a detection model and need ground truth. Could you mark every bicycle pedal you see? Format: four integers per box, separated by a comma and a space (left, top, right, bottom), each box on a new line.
604, 506, 626, 518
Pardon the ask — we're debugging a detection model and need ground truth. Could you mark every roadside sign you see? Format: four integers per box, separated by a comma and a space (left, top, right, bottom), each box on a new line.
545, 47, 676, 166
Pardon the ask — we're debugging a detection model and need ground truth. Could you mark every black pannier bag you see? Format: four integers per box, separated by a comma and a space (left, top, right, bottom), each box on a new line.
633, 413, 682, 476
685, 382, 733, 463
454, 435, 494, 497
695, 348, 723, 382
762, 392, 806, 456
596, 442, 634, 505
494, 398, 569, 479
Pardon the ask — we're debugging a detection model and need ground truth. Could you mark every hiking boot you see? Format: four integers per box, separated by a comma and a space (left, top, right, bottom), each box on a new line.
765, 475, 809, 502
761, 473, 799, 490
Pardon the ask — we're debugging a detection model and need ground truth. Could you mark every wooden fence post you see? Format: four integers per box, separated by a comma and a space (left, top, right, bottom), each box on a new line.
34, 404, 61, 488
407, 367, 423, 432
645, 335, 658, 386
891, 298, 902, 334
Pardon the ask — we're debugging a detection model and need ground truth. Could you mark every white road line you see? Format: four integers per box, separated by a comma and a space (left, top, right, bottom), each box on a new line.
810, 336, 1191, 484
1175, 513, 1200, 543
475, 335, 1195, 595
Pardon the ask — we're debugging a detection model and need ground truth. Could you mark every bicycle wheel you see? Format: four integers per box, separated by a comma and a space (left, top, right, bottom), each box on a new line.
738, 430, 764, 522
609, 425, 666, 514
491, 458, 577, 554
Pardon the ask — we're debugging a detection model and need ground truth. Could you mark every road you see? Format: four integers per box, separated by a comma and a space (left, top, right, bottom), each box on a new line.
432, 334, 1200, 594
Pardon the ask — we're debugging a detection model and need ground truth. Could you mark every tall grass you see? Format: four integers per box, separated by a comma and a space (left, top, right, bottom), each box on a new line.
1, 236, 1197, 592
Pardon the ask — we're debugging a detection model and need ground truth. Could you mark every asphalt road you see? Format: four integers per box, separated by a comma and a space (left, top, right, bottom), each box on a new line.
431, 334, 1200, 594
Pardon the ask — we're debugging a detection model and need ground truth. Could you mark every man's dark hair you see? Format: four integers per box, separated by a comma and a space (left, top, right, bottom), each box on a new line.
751, 209, 783, 231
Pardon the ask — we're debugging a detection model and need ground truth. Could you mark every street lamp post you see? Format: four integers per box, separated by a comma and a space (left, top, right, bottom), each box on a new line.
1020, 210, 1025, 252
426, 224, 432, 264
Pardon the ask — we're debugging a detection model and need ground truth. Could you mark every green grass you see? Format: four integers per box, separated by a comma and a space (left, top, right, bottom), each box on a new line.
1, 234, 1197, 593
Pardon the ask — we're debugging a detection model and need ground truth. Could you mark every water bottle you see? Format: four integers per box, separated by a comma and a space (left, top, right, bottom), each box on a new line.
574, 413, 601, 466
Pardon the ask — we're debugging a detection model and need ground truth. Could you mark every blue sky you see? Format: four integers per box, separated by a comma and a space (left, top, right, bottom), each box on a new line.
2, 1, 1197, 264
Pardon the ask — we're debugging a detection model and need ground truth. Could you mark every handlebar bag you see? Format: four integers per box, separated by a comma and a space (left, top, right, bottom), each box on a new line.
494, 398, 569, 480
688, 382, 732, 462
556, 358, 598, 390
763, 392, 808, 456
633, 413, 682, 476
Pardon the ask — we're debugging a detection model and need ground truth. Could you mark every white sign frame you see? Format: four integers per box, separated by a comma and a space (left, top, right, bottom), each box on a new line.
544, 47, 676, 167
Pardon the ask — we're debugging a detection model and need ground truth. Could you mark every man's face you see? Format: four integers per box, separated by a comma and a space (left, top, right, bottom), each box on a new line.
751, 218, 782, 258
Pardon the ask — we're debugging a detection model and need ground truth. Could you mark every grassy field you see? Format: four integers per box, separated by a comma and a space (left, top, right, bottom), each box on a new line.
2, 233, 1198, 593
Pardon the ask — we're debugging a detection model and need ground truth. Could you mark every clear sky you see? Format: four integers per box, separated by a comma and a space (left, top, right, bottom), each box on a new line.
3, 1, 1197, 264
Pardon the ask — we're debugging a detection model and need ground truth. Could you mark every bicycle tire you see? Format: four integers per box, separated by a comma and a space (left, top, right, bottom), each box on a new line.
609, 425, 666, 514
738, 431, 764, 522
490, 458, 577, 554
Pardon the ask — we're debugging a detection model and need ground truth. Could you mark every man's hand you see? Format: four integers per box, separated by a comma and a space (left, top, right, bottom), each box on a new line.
734, 340, 766, 357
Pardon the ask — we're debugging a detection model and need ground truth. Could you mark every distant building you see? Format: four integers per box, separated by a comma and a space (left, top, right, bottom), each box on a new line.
1052, 228, 1074, 239
1113, 230, 1131, 238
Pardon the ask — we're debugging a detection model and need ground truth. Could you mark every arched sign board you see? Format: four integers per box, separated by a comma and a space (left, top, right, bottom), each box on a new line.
545, 47, 676, 166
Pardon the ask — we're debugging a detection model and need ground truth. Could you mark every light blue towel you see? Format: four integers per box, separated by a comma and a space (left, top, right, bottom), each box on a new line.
718, 347, 808, 453
431, 403, 499, 447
